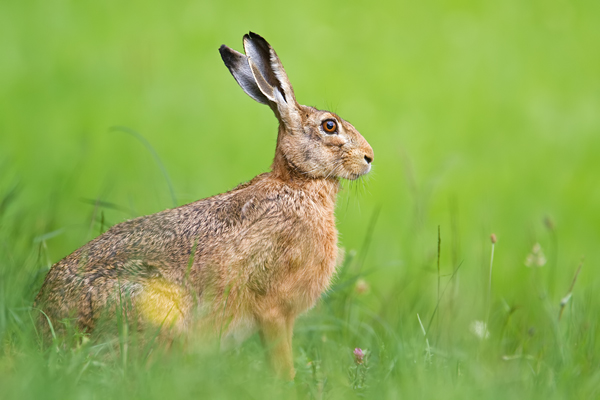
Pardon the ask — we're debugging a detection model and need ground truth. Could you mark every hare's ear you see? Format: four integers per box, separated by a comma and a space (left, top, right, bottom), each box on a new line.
220, 33, 301, 128
242, 32, 297, 108
219, 45, 271, 105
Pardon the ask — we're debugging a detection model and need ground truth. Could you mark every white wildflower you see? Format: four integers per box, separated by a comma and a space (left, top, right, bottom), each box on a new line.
469, 320, 490, 340
525, 243, 546, 267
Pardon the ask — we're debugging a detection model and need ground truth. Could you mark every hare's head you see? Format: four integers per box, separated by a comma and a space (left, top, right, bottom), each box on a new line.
220, 32, 373, 181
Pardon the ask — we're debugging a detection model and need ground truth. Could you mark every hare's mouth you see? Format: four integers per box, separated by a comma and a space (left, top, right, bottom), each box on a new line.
342, 166, 371, 181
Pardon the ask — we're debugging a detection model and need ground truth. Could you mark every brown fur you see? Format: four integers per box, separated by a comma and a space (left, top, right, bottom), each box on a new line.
34, 32, 373, 380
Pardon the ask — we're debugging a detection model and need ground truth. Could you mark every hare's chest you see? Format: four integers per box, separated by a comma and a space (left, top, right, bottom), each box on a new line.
281, 219, 339, 312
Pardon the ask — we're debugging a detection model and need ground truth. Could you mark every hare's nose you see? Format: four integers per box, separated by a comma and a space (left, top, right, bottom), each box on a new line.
363, 146, 374, 164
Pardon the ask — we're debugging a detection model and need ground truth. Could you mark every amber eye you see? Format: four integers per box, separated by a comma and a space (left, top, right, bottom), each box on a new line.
322, 119, 338, 134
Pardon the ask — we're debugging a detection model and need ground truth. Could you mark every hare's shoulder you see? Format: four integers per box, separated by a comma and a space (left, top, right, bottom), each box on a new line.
178, 174, 325, 225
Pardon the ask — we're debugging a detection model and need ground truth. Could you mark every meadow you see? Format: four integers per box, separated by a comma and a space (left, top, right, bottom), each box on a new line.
1, 0, 599, 398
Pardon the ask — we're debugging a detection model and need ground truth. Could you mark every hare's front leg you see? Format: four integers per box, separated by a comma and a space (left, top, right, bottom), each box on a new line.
258, 309, 295, 380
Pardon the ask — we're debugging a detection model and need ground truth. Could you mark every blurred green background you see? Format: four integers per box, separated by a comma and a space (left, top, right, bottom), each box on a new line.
1, 0, 599, 398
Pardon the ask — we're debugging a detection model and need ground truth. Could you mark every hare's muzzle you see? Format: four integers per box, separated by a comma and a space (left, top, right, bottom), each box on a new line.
358, 141, 374, 176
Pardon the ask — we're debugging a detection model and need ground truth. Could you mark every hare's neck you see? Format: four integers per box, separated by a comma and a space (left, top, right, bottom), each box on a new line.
269, 155, 338, 206
304, 177, 340, 206
271, 153, 339, 201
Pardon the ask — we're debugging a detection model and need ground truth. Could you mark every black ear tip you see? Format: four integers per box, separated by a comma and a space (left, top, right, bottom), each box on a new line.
246, 32, 269, 47
219, 45, 235, 65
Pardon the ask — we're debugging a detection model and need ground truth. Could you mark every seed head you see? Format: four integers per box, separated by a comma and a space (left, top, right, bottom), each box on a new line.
355, 278, 370, 295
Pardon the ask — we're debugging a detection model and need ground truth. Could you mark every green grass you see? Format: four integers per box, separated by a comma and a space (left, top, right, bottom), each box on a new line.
1, 0, 600, 398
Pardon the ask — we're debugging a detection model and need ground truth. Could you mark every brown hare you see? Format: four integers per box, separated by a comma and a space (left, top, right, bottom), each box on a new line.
35, 32, 374, 380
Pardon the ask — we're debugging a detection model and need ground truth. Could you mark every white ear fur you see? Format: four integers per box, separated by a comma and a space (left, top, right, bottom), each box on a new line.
273, 88, 286, 105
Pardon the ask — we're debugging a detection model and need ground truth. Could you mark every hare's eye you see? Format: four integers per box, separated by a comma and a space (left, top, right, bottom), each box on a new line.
322, 119, 338, 134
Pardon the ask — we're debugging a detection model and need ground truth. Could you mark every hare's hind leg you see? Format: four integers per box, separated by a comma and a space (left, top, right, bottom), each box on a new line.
258, 308, 295, 381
